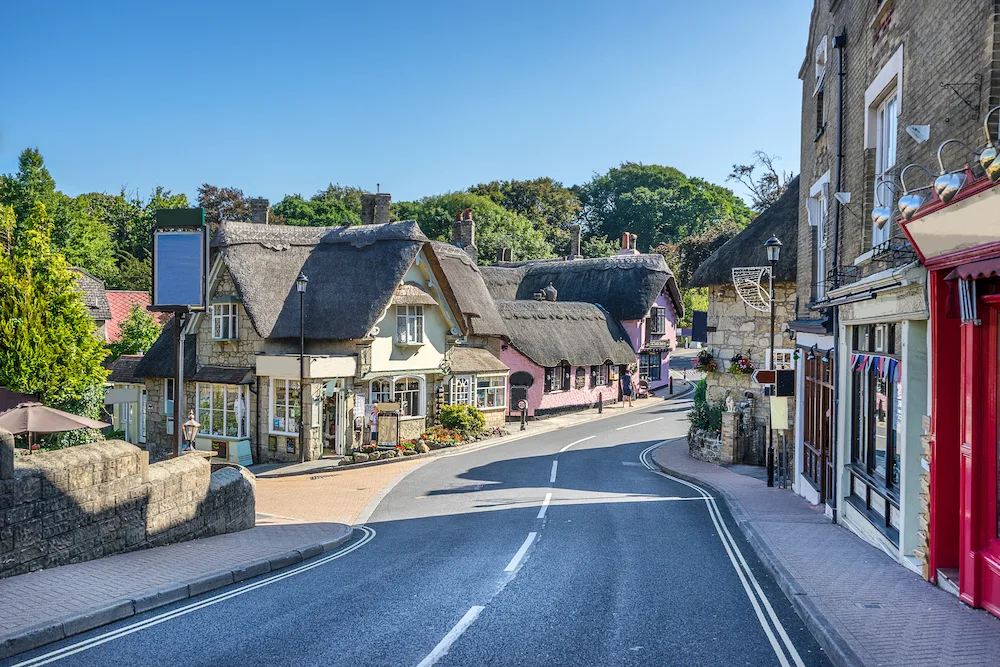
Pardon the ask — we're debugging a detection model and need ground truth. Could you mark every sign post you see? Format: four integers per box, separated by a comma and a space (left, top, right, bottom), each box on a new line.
149, 208, 208, 457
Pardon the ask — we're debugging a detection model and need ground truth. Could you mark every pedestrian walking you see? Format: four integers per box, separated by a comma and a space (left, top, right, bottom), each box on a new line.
368, 405, 379, 446
622, 368, 634, 407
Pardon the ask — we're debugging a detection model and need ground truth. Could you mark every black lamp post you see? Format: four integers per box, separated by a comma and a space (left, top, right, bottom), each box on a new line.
296, 272, 308, 463
764, 235, 782, 488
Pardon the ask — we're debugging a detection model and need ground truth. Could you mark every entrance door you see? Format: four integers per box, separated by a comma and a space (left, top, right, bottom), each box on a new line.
802, 355, 835, 504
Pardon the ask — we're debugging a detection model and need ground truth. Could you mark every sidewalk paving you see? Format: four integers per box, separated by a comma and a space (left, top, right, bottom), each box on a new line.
0, 517, 351, 659
651, 437, 1000, 667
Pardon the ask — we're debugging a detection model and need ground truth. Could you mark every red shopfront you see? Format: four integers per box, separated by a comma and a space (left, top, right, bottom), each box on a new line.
901, 172, 1000, 618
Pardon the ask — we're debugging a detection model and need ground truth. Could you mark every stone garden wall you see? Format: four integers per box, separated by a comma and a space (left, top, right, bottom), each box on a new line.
0, 438, 254, 578
688, 429, 722, 463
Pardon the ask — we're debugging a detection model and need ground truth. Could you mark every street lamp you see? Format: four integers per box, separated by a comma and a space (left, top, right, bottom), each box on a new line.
181, 411, 200, 452
296, 272, 308, 463
764, 235, 781, 488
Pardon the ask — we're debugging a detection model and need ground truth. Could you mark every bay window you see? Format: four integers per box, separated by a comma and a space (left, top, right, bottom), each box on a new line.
476, 375, 506, 409
197, 383, 248, 438
396, 305, 424, 345
270, 378, 301, 435
211, 303, 238, 340
450, 375, 472, 405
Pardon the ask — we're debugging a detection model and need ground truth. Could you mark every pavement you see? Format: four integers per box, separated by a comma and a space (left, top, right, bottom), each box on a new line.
2, 387, 831, 667
650, 436, 1000, 667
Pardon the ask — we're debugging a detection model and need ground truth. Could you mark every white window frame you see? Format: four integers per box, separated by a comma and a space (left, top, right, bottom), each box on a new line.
766, 348, 796, 371
450, 375, 473, 406
269, 378, 301, 436
814, 37, 828, 96
873, 92, 897, 247
196, 383, 248, 439
370, 378, 391, 406
475, 374, 506, 410
211, 303, 239, 340
393, 375, 424, 418
863, 46, 903, 251
808, 172, 831, 301
395, 305, 424, 345
164, 378, 175, 414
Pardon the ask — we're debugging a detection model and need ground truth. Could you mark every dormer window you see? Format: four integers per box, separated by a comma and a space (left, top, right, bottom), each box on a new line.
396, 305, 424, 345
212, 303, 238, 340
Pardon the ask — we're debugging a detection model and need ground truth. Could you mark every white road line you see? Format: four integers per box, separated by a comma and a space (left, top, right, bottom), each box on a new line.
615, 417, 663, 431
11, 527, 377, 667
415, 606, 485, 667
558, 435, 594, 453
549, 461, 558, 483
537, 493, 552, 519
504, 532, 537, 572
639, 445, 805, 667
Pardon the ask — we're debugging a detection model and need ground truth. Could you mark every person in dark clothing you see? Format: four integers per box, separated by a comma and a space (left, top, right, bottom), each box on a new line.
622, 368, 634, 407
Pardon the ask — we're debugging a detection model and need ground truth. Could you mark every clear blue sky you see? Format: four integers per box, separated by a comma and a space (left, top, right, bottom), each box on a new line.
3, 1, 810, 205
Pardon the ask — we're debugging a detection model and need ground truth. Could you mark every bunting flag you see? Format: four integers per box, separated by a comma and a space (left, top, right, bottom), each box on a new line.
850, 354, 857, 369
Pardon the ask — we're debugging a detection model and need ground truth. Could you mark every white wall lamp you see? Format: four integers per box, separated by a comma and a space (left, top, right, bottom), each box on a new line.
897, 163, 936, 220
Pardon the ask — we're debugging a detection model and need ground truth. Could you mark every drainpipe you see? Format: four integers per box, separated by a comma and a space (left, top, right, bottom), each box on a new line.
829, 29, 848, 521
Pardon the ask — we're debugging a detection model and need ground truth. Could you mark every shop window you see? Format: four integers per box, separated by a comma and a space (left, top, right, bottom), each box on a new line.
544, 367, 555, 393
270, 378, 301, 435
450, 376, 472, 406
198, 383, 248, 438
639, 351, 661, 381
561, 365, 572, 391
590, 366, 598, 387
370, 378, 391, 405
211, 303, 238, 340
766, 349, 796, 371
476, 375, 506, 409
395, 376, 423, 417
396, 305, 424, 345
607, 364, 618, 385
575, 367, 587, 389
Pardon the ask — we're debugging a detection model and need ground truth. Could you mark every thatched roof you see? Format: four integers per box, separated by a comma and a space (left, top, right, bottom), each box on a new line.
213, 221, 427, 340
69, 268, 112, 321
426, 241, 509, 338
392, 282, 438, 306
105, 355, 144, 384
480, 254, 682, 321
448, 346, 508, 374
689, 176, 800, 287
496, 300, 636, 368
134, 317, 197, 379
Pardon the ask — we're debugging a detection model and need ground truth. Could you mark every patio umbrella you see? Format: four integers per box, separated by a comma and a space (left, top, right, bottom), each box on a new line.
0, 402, 109, 435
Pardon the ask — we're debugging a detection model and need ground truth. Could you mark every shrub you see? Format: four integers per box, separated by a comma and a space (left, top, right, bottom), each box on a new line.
439, 404, 485, 435
693, 379, 707, 408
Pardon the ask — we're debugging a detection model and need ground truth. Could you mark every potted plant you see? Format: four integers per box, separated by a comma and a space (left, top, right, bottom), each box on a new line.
728, 351, 756, 376
694, 349, 719, 373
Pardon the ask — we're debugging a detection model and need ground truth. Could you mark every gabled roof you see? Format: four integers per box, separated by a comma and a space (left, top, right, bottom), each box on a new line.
104, 355, 144, 384
213, 221, 427, 340
480, 254, 683, 321
105, 291, 169, 342
689, 176, 800, 287
425, 241, 509, 338
69, 268, 112, 321
495, 300, 636, 368
448, 346, 508, 374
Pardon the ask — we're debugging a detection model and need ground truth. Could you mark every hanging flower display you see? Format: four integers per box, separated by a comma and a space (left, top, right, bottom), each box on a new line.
728, 352, 756, 376
695, 349, 719, 373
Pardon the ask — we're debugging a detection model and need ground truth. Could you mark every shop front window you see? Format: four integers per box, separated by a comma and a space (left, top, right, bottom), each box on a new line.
451, 376, 472, 405
476, 375, 506, 409
270, 378, 301, 435
395, 376, 422, 417
639, 351, 661, 381
198, 383, 248, 438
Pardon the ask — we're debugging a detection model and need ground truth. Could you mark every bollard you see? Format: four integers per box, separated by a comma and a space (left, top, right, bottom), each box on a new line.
520, 409, 526, 431
670, 377, 674, 395
0, 427, 14, 481
598, 393, 603, 414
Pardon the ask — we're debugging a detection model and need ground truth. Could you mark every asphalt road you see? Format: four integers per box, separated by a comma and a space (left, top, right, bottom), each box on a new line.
5, 392, 831, 667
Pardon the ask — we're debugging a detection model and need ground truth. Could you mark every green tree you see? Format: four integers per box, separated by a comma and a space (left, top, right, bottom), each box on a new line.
393, 193, 553, 264
581, 234, 618, 258
272, 184, 365, 226
469, 177, 581, 255
0, 202, 108, 409
728, 151, 795, 212
109, 303, 162, 359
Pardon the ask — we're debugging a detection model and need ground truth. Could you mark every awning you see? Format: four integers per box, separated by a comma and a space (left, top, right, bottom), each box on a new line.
944, 257, 1000, 281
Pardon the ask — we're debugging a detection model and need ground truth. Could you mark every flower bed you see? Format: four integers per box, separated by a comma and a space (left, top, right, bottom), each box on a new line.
338, 424, 510, 467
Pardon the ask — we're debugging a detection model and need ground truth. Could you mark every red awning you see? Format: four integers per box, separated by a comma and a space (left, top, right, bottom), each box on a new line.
944, 257, 1000, 281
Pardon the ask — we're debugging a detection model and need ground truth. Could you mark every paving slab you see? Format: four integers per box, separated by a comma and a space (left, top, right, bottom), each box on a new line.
651, 437, 1000, 667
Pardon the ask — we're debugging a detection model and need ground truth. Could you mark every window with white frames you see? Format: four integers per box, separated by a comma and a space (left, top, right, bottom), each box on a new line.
270, 378, 301, 435
211, 303, 238, 340
450, 376, 472, 405
395, 377, 422, 417
476, 375, 506, 409
808, 174, 830, 301
370, 378, 391, 405
197, 383, 248, 438
814, 37, 827, 95
873, 92, 897, 246
766, 349, 796, 371
396, 306, 424, 345
164, 378, 175, 415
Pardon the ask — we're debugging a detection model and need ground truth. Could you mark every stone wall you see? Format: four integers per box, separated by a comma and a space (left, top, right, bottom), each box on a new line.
0, 441, 254, 578
197, 271, 264, 368
688, 429, 722, 463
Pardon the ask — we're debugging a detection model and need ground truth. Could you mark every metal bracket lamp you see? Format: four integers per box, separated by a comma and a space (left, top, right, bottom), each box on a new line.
897, 163, 936, 221
871, 175, 896, 231
979, 105, 1000, 182
934, 138, 979, 204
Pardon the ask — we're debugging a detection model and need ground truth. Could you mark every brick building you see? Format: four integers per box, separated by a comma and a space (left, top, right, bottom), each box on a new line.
791, 0, 1000, 603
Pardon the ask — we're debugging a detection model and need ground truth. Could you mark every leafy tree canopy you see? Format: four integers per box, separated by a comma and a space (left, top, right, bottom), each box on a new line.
197, 184, 250, 225
393, 193, 553, 264
272, 184, 365, 226
110, 303, 162, 359
469, 177, 581, 255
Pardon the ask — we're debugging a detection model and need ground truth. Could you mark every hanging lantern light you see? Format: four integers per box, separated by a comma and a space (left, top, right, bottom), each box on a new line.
871, 176, 895, 230
896, 163, 935, 220
934, 138, 978, 204
979, 105, 1000, 182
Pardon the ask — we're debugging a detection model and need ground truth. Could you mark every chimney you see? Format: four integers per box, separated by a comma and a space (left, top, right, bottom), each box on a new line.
617, 231, 640, 256
569, 224, 582, 259
452, 208, 478, 264
361, 193, 376, 225
249, 198, 270, 224
496, 247, 512, 263
374, 193, 391, 225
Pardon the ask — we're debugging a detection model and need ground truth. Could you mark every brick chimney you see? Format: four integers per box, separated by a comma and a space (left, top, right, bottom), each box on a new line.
249, 198, 270, 224
374, 193, 391, 225
569, 224, 582, 259
361, 193, 376, 224
452, 208, 478, 264
617, 231, 640, 256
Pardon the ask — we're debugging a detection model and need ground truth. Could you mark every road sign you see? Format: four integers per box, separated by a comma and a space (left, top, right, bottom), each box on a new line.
517, 399, 528, 411
752, 369, 776, 384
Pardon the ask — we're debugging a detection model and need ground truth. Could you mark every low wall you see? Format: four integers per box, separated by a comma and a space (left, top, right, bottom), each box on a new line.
688, 428, 722, 463
0, 440, 255, 578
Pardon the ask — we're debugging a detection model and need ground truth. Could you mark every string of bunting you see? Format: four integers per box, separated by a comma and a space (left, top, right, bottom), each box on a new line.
849, 353, 900, 382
